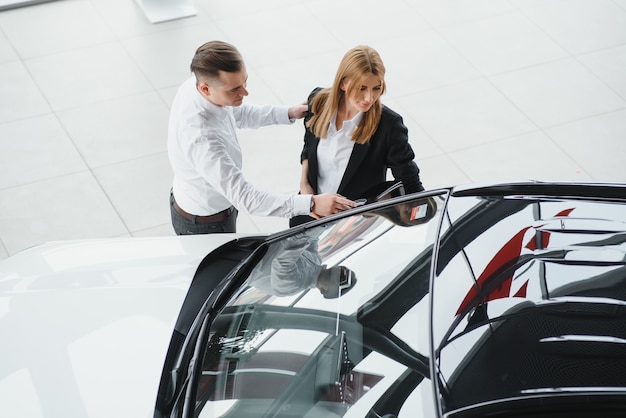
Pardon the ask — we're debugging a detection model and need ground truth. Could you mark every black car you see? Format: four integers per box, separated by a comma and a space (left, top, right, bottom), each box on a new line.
154, 181, 626, 418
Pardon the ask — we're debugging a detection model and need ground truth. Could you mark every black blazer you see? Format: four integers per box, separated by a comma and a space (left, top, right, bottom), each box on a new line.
290, 88, 424, 227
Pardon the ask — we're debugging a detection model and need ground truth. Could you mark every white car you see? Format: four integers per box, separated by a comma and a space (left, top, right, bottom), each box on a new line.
0, 234, 238, 417
1, 182, 626, 418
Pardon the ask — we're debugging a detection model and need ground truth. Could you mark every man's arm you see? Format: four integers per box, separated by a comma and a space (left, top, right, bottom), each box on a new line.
233, 102, 305, 128
190, 132, 354, 218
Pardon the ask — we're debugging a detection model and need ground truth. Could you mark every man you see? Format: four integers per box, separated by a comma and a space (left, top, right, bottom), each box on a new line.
168, 40, 355, 234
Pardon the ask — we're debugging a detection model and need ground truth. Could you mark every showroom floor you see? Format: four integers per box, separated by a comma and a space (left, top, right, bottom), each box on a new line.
0, 0, 625, 259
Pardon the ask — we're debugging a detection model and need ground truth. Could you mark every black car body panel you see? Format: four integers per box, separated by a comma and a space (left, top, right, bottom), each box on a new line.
433, 183, 626, 417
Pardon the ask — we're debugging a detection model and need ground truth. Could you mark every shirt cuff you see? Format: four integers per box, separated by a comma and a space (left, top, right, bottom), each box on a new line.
294, 194, 313, 215
277, 105, 295, 124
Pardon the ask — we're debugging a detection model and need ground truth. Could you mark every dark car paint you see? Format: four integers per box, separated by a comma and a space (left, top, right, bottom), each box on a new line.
433, 184, 626, 417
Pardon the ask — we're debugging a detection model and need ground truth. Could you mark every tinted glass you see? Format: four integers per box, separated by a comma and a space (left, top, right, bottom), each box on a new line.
432, 196, 626, 414
193, 194, 445, 417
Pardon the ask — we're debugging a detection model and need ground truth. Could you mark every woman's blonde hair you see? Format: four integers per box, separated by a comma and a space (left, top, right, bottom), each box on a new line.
307, 46, 386, 145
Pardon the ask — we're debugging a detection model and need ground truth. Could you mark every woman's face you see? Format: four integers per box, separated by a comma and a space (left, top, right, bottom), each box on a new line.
342, 74, 383, 114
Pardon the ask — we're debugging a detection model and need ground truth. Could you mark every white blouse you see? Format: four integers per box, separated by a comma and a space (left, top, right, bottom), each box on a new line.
316, 111, 362, 193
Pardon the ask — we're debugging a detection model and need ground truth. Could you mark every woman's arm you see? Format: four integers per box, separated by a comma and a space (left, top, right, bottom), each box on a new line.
299, 159, 315, 195
386, 112, 425, 193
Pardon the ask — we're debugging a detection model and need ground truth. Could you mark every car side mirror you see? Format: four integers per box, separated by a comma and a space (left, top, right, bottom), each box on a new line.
359, 181, 405, 204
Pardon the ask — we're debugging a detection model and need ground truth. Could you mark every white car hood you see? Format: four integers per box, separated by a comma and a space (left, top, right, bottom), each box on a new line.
0, 235, 244, 418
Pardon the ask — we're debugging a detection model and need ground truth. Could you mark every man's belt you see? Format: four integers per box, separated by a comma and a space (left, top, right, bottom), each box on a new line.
173, 199, 234, 223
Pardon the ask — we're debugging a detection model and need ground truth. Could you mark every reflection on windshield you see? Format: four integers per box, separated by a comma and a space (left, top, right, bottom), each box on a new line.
243, 227, 359, 301
194, 195, 442, 417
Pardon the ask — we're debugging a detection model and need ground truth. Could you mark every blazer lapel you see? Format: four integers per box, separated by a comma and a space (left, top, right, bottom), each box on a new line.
309, 138, 321, 192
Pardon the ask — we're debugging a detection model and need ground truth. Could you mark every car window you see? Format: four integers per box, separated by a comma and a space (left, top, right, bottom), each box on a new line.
190, 194, 445, 418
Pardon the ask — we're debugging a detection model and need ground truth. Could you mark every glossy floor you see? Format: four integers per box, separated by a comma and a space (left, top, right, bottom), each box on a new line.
1, 0, 625, 259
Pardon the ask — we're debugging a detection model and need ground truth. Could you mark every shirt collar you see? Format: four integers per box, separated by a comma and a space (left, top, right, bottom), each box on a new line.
329, 111, 364, 134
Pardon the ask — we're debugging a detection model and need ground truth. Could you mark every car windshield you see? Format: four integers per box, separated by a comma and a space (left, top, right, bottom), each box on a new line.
192, 194, 444, 418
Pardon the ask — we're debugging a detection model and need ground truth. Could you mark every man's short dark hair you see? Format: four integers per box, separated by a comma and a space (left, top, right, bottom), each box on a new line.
190, 40, 244, 82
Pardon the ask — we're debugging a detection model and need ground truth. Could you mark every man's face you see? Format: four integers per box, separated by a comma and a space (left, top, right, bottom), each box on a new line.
198, 66, 249, 107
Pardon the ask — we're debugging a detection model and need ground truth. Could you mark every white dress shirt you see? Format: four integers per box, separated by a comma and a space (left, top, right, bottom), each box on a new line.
168, 76, 311, 217
316, 112, 361, 193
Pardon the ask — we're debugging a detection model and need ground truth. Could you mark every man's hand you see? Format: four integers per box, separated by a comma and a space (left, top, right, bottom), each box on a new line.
288, 103, 308, 120
310, 193, 356, 219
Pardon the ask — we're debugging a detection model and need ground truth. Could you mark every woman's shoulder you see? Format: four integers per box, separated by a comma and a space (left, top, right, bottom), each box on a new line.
308, 87, 326, 102
381, 104, 404, 121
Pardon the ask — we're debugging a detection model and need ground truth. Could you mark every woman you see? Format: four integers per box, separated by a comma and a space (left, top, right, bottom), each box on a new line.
290, 45, 424, 227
